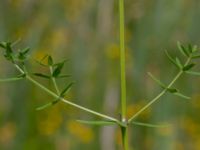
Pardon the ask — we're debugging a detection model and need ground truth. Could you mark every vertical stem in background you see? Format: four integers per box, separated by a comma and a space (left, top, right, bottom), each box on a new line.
119, 0, 126, 122
119, 0, 129, 150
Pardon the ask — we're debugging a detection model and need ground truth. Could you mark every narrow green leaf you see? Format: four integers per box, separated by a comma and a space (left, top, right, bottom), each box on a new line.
175, 57, 183, 68
192, 54, 200, 59
177, 41, 188, 57
35, 55, 49, 66
167, 88, 178, 93
0, 42, 6, 48
60, 82, 74, 97
52, 62, 64, 77
186, 71, 200, 76
48, 56, 53, 66
36, 100, 59, 111
188, 44, 193, 53
0, 77, 23, 82
165, 50, 180, 68
53, 59, 68, 66
33, 73, 51, 79
131, 121, 170, 128
147, 72, 166, 89
77, 120, 117, 126
173, 92, 191, 99
183, 63, 196, 71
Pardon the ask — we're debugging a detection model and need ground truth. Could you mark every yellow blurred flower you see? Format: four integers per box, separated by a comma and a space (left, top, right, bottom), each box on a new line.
37, 107, 63, 136
66, 120, 94, 143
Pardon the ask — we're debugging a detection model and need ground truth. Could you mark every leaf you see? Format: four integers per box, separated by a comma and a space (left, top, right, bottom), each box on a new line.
192, 45, 198, 52
192, 54, 200, 59
77, 120, 117, 126
165, 50, 180, 68
188, 44, 193, 53
186, 71, 200, 76
183, 63, 196, 71
33, 73, 51, 79
0, 42, 6, 48
177, 41, 189, 57
53, 59, 68, 66
167, 88, 178, 93
60, 82, 74, 97
173, 92, 191, 100
35, 55, 49, 66
57, 74, 71, 78
0, 77, 23, 82
175, 57, 183, 68
52, 62, 65, 77
131, 121, 170, 128
147, 72, 166, 89
48, 56, 53, 66
36, 100, 59, 111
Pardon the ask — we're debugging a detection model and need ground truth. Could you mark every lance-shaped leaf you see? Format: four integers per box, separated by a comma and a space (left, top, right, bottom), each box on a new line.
33, 73, 51, 79
147, 72, 166, 89
60, 82, 74, 97
52, 62, 65, 77
166, 87, 190, 99
131, 121, 170, 128
186, 71, 200, 76
177, 41, 189, 57
173, 92, 191, 99
183, 63, 196, 71
36, 99, 59, 111
53, 59, 68, 66
165, 50, 181, 68
77, 120, 117, 126
192, 54, 200, 59
48, 56, 53, 66
175, 57, 183, 68
0, 77, 24, 82
0, 42, 7, 48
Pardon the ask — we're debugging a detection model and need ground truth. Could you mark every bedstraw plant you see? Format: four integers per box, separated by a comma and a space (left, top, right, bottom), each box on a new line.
1, 0, 200, 149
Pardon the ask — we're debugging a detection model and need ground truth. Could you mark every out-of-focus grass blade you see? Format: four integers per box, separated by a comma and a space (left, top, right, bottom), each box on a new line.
77, 120, 117, 126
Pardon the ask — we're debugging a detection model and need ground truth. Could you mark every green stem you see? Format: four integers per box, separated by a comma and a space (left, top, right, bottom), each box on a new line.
119, 0, 126, 122
49, 66, 60, 94
119, 0, 129, 149
128, 57, 191, 123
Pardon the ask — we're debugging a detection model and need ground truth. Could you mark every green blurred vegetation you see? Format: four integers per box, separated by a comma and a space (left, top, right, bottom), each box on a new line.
0, 0, 200, 150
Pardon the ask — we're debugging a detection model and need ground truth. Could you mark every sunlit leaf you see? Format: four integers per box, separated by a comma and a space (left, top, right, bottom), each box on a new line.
77, 120, 116, 126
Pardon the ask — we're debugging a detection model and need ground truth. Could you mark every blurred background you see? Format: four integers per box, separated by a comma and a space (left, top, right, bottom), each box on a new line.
0, 0, 200, 150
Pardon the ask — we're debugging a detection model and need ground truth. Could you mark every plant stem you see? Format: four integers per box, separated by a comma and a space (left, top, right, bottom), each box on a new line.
128, 57, 191, 123
119, 0, 129, 149
119, 0, 126, 122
